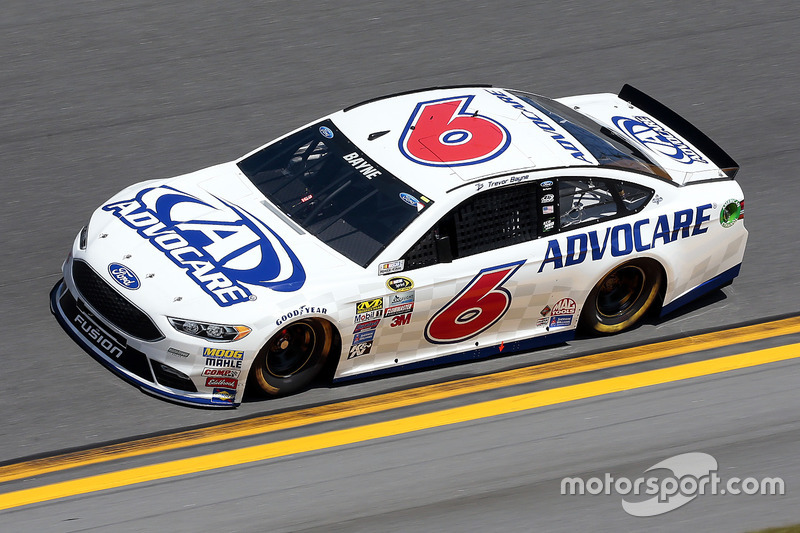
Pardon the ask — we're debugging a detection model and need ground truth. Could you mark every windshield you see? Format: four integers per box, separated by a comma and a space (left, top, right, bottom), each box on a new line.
509, 91, 671, 180
237, 121, 433, 267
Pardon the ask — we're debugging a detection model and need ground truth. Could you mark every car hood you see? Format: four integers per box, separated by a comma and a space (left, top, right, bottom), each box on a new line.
81, 162, 358, 323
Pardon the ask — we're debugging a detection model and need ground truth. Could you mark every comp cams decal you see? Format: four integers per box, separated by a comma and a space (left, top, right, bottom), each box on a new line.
399, 95, 511, 167
612, 116, 709, 165
103, 186, 306, 307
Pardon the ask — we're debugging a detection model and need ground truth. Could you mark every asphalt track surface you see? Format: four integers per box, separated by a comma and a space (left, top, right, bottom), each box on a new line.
2, 1, 799, 531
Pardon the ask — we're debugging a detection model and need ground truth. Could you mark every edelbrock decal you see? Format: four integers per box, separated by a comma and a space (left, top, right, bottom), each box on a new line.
103, 186, 305, 306
612, 116, 709, 164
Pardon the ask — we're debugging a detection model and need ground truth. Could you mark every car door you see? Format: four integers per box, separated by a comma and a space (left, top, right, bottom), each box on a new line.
368, 180, 564, 371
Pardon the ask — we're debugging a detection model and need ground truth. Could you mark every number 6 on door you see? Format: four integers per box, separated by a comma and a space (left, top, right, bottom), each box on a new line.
425, 260, 525, 344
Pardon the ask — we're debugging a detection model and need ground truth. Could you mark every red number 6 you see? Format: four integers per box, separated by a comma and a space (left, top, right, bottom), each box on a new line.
399, 95, 511, 167
425, 261, 524, 344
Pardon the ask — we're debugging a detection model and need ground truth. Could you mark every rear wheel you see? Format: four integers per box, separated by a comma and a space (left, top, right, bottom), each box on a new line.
251, 319, 334, 396
580, 260, 662, 334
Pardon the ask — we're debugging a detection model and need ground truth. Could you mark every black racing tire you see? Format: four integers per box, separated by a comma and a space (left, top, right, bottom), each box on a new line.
251, 319, 334, 397
580, 260, 663, 334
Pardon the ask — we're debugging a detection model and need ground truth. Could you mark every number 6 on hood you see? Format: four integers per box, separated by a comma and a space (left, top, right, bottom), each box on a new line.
425, 261, 525, 344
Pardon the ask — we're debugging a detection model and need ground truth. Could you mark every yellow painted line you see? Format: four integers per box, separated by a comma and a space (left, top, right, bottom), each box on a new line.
2, 315, 800, 485
1, 342, 799, 512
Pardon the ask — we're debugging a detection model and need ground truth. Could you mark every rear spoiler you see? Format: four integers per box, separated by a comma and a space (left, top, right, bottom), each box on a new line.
618, 84, 739, 179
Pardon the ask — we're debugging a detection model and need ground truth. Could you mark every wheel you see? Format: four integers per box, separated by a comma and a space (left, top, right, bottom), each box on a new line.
251, 319, 334, 396
580, 260, 662, 334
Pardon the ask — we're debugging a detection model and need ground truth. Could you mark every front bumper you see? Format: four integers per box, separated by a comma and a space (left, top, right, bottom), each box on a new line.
50, 278, 240, 408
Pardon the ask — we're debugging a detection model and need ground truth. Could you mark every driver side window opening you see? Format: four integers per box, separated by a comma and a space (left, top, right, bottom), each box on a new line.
400, 177, 654, 271
402, 184, 538, 270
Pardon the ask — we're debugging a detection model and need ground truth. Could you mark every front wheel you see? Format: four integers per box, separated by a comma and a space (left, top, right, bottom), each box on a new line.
580, 260, 662, 334
251, 319, 334, 396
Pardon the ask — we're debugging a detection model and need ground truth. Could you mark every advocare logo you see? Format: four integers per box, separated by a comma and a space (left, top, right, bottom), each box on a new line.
108, 263, 140, 290
103, 186, 305, 307
612, 116, 709, 165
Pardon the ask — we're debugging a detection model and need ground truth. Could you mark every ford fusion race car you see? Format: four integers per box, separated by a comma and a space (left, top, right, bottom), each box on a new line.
51, 84, 747, 407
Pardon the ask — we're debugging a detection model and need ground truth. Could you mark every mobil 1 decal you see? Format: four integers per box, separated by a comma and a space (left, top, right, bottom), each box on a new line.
425, 260, 524, 344
399, 95, 511, 167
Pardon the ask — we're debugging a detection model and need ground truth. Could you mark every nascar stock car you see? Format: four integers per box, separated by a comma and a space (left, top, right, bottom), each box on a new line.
51, 84, 747, 407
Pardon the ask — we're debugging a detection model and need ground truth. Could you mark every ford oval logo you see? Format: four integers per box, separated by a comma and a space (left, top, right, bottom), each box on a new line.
108, 263, 140, 290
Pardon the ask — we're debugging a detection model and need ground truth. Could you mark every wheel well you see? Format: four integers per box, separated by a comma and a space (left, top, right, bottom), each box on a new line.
578, 257, 667, 334
245, 317, 342, 394
319, 318, 343, 383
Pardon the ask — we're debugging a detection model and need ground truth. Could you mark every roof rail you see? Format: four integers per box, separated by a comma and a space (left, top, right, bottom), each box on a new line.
343, 84, 493, 112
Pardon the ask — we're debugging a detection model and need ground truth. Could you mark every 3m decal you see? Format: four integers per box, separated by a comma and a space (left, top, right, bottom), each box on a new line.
108, 263, 140, 290
390, 314, 412, 327
399, 95, 511, 167
425, 260, 525, 344
348, 341, 373, 359
612, 116, 709, 164
538, 204, 712, 272
386, 276, 414, 292
103, 186, 305, 306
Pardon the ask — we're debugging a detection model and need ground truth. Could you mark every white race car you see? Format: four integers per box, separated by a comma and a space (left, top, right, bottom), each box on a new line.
51, 84, 747, 407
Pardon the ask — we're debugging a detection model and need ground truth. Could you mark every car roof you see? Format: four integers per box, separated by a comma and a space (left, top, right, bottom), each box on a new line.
328, 86, 601, 200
